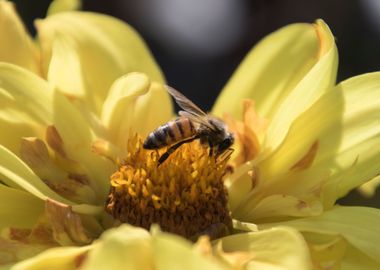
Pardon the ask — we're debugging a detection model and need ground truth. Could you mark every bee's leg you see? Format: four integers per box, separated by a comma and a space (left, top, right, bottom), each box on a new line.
209, 146, 213, 157
158, 135, 200, 166
208, 140, 214, 157
216, 148, 234, 164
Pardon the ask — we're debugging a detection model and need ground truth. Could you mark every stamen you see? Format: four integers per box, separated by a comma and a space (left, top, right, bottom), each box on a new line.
106, 135, 232, 240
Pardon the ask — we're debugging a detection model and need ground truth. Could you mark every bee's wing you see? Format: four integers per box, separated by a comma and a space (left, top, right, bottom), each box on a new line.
166, 86, 207, 116
179, 110, 217, 131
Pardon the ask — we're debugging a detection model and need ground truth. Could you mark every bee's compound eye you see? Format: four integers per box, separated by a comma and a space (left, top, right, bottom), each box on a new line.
218, 136, 234, 153
225, 134, 234, 146
228, 134, 234, 144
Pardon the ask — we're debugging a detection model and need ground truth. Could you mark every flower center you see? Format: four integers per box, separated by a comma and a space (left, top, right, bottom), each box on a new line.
105, 135, 232, 240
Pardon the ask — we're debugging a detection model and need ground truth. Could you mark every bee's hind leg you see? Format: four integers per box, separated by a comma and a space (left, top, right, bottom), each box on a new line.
158, 135, 199, 166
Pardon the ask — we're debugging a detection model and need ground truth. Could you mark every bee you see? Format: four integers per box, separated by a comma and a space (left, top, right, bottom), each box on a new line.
143, 86, 234, 165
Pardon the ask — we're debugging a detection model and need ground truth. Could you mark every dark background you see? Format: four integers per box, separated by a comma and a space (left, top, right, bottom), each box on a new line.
11, 0, 380, 206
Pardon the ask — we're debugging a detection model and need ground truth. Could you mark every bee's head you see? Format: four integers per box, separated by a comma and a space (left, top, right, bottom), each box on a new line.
217, 133, 234, 154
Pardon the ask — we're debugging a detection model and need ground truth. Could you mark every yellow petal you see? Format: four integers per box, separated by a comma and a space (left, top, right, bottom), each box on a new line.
47, 0, 81, 16
0, 184, 44, 229
260, 72, 380, 207
302, 232, 348, 270
0, 63, 114, 201
101, 73, 149, 150
45, 200, 92, 245
261, 206, 380, 265
101, 73, 172, 153
0, 145, 72, 205
79, 225, 152, 270
230, 163, 328, 222
254, 71, 380, 208
358, 175, 380, 198
47, 34, 87, 98
0, 1, 40, 74
0, 237, 53, 267
10, 245, 91, 270
0, 144, 103, 216
240, 194, 322, 221
316, 73, 380, 206
213, 20, 337, 152
257, 79, 343, 181
80, 224, 227, 270
341, 245, 380, 270
152, 231, 226, 270
225, 161, 256, 213
302, 232, 380, 270
217, 227, 312, 270
131, 82, 173, 138
37, 11, 165, 115
20, 137, 96, 204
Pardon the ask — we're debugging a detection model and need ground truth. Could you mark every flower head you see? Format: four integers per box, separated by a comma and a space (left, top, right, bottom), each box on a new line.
106, 136, 232, 239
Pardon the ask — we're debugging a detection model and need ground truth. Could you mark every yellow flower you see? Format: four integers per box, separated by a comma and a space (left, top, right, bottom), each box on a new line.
0, 0, 312, 269
0, 0, 379, 269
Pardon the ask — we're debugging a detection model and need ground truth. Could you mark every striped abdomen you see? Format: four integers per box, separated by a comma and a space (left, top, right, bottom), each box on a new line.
143, 118, 196, 149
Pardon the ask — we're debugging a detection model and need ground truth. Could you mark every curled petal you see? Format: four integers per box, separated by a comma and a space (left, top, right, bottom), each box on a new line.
37, 11, 165, 114
257, 70, 343, 181
0, 1, 40, 74
0, 144, 72, 205
131, 82, 173, 139
47, 34, 87, 99
213, 20, 337, 152
0, 63, 114, 202
101, 73, 150, 152
101, 73, 172, 154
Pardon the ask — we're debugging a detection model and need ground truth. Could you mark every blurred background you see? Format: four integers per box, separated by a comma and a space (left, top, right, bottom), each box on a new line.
11, 0, 380, 206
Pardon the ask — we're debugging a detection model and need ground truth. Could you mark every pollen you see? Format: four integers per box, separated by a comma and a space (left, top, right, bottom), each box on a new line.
105, 135, 232, 240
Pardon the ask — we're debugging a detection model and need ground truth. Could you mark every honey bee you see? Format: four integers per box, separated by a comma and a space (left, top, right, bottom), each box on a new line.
143, 86, 234, 165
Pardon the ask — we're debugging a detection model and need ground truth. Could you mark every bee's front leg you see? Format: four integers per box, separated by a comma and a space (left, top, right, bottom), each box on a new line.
209, 146, 214, 157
